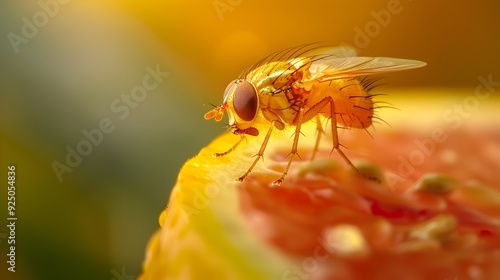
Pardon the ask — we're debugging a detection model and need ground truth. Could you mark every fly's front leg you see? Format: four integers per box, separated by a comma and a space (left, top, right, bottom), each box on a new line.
238, 122, 277, 182
214, 134, 245, 157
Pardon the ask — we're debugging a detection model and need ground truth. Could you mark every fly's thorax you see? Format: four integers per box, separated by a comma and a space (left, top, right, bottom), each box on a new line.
244, 58, 311, 126
254, 84, 301, 126
223, 79, 260, 130
247, 58, 311, 92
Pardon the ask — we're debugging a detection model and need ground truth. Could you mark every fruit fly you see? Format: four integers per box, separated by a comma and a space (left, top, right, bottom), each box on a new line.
205, 45, 426, 185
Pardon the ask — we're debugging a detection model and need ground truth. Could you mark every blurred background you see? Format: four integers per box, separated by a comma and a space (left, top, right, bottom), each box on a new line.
0, 0, 499, 279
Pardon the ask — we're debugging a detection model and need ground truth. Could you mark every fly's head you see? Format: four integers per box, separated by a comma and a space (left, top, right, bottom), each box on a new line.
204, 79, 260, 136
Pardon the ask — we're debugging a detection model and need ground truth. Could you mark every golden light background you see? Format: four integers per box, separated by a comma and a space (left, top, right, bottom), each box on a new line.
0, 0, 499, 279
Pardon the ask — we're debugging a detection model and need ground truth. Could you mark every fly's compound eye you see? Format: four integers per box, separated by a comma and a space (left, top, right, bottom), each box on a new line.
223, 80, 238, 104
232, 80, 259, 122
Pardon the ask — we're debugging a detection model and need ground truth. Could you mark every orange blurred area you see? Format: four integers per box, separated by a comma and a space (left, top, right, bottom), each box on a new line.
116, 0, 500, 90
0, 0, 499, 279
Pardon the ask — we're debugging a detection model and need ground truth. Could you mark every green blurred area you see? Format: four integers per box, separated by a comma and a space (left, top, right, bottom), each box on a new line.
0, 0, 499, 279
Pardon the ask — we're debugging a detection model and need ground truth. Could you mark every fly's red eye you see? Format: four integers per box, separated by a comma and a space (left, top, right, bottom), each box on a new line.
223, 80, 238, 104
233, 80, 258, 121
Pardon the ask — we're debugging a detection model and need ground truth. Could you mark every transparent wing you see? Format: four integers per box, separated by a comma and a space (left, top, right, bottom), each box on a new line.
304, 56, 426, 82
306, 46, 358, 58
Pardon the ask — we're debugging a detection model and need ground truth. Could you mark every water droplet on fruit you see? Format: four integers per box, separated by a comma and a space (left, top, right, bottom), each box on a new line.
323, 224, 369, 258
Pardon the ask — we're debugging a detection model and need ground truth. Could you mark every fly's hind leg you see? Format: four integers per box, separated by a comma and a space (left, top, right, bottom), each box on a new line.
302, 97, 359, 174
311, 115, 324, 160
328, 99, 358, 173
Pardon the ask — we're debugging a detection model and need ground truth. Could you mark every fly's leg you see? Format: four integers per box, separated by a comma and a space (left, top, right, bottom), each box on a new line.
311, 115, 324, 160
302, 97, 359, 174
328, 99, 358, 173
214, 135, 245, 157
238, 122, 276, 182
273, 108, 305, 185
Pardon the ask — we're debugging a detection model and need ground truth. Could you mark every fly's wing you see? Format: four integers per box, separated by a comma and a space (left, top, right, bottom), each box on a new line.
306, 46, 358, 58
303, 55, 426, 83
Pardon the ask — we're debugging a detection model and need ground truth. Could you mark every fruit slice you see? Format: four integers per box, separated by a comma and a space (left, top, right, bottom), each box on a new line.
140, 107, 500, 280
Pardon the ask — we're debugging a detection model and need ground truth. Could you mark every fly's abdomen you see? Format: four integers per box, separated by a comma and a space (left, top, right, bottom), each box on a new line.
302, 78, 374, 129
